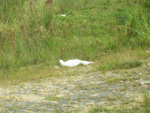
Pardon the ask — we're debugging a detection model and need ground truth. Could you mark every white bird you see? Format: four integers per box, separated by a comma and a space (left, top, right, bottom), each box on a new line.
59, 59, 93, 67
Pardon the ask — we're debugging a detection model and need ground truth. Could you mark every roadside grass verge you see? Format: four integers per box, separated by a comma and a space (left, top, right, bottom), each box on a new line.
0, 0, 150, 82
0, 48, 149, 85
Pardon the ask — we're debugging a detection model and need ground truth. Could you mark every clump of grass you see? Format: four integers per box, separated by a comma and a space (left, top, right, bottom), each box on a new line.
45, 95, 64, 101
43, 4, 54, 29
89, 106, 111, 113
99, 60, 142, 71
143, 92, 150, 113
106, 78, 127, 83
98, 49, 145, 71
89, 106, 142, 113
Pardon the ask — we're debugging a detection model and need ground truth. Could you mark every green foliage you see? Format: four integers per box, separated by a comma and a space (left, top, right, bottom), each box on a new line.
140, 0, 150, 11
0, 0, 150, 73
45, 95, 64, 101
0, 0, 26, 22
43, 5, 53, 29
99, 60, 142, 71
143, 92, 150, 113
89, 106, 111, 113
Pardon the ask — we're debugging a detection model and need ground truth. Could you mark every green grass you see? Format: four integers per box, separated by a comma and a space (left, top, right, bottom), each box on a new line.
89, 107, 141, 113
0, 48, 149, 85
143, 92, 150, 113
89, 106, 111, 113
106, 78, 127, 83
99, 60, 142, 71
98, 49, 147, 71
45, 95, 64, 101
0, 0, 150, 81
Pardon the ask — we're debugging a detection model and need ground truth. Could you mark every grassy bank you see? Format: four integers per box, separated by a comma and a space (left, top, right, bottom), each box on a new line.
0, 0, 150, 79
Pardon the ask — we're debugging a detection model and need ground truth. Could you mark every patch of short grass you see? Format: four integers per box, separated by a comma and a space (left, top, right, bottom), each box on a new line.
106, 78, 127, 83
98, 49, 144, 71
45, 95, 64, 101
106, 76, 141, 83
143, 92, 150, 113
89, 106, 111, 113
99, 60, 142, 71
89, 107, 141, 113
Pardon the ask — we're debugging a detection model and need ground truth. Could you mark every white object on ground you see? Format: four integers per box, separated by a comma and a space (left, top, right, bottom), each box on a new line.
59, 59, 93, 67
54, 65, 59, 69
60, 14, 66, 17
140, 82, 150, 85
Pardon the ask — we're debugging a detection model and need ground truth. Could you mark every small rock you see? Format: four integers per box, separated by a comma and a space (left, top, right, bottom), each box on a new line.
54, 65, 59, 69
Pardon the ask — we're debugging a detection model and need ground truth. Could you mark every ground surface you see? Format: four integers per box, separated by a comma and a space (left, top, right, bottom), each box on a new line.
0, 62, 150, 113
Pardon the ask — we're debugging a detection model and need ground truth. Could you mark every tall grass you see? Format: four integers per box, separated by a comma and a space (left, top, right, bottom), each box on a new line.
0, 0, 26, 22
143, 92, 150, 113
0, 0, 150, 74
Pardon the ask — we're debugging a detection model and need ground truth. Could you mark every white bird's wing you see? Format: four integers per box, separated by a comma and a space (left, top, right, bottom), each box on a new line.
65, 59, 81, 67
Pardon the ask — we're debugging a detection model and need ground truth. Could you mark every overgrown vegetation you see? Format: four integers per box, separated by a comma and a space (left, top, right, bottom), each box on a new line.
0, 0, 150, 77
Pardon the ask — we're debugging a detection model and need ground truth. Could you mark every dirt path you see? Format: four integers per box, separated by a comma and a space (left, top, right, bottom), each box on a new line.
0, 63, 150, 112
